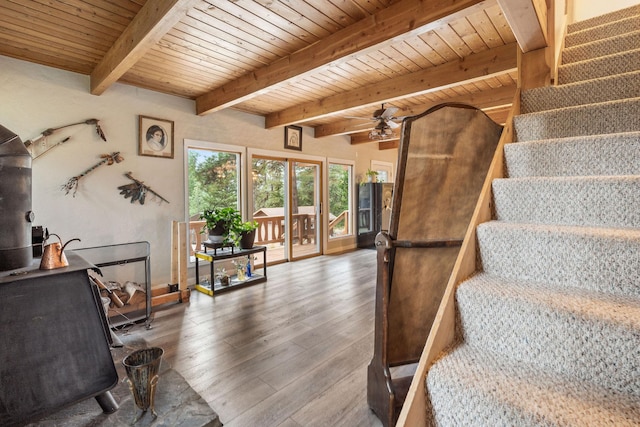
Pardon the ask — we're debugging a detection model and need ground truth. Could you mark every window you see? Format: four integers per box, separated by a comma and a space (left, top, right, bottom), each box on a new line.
371, 160, 394, 183
186, 142, 243, 261
328, 161, 353, 239
188, 148, 240, 216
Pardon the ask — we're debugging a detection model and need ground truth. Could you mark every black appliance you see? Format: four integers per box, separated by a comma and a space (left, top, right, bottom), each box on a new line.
357, 182, 393, 248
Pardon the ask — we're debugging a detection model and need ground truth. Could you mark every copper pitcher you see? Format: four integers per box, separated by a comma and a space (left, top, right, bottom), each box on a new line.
39, 234, 81, 270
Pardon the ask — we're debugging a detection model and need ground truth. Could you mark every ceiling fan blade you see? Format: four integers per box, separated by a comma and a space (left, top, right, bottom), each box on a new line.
381, 106, 399, 119
387, 120, 400, 129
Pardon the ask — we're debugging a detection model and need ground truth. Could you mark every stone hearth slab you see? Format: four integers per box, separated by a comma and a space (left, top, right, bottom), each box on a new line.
25, 335, 222, 427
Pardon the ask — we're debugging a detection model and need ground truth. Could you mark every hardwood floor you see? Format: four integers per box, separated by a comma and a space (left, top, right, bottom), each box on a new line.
120, 249, 383, 427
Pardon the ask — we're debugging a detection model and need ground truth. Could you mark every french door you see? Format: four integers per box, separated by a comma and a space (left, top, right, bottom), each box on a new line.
251, 156, 322, 264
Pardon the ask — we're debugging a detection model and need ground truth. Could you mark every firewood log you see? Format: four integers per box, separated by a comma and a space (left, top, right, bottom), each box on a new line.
89, 275, 124, 308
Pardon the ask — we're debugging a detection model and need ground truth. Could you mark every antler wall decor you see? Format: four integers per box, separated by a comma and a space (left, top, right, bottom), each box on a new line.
61, 152, 124, 197
25, 118, 107, 159
117, 172, 169, 205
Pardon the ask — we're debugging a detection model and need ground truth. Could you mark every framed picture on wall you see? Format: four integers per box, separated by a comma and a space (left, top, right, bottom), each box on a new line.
284, 125, 302, 151
139, 115, 174, 159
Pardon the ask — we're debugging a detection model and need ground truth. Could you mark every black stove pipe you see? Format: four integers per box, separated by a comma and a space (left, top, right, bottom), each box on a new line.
0, 124, 33, 271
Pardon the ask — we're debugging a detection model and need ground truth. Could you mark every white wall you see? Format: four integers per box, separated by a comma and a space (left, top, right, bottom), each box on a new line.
570, 0, 639, 22
0, 55, 397, 286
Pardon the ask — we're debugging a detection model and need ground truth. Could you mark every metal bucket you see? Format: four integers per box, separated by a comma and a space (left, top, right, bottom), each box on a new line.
122, 347, 163, 418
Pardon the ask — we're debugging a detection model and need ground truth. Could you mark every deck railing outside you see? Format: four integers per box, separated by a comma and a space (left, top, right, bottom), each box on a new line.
328, 210, 349, 237
189, 214, 317, 257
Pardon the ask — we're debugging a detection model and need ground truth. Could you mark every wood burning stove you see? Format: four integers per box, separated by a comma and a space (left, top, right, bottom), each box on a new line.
0, 252, 118, 426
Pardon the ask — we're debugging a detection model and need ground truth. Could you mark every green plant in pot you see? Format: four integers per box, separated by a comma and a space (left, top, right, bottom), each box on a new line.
216, 267, 230, 286
200, 207, 241, 245
232, 220, 259, 249
361, 168, 379, 185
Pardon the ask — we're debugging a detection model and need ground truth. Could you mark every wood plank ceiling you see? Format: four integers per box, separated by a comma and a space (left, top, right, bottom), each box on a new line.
0, 0, 518, 149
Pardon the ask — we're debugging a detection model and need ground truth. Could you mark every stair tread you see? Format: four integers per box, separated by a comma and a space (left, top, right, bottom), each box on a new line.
567, 4, 640, 33
492, 175, 640, 228
516, 97, 640, 119
565, 15, 640, 48
496, 174, 640, 182
461, 272, 640, 330
478, 220, 640, 243
521, 70, 640, 113
477, 221, 640, 298
504, 131, 640, 177
514, 97, 640, 142
562, 30, 640, 64
427, 344, 640, 426
558, 48, 640, 84
457, 273, 640, 391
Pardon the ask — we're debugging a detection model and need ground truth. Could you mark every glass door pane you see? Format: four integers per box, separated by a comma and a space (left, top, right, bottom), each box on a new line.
252, 157, 287, 264
290, 160, 321, 259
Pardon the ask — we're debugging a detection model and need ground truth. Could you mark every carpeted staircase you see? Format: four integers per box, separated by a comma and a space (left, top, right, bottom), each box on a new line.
424, 5, 640, 425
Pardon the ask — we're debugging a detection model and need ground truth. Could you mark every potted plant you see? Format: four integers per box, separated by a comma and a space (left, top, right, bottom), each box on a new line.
216, 267, 230, 286
200, 207, 241, 244
232, 220, 259, 249
361, 168, 379, 185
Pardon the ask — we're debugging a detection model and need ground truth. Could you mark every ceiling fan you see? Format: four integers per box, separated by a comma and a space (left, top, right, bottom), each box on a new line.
347, 103, 403, 140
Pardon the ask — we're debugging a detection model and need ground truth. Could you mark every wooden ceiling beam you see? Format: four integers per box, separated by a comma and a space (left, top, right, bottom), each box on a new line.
195, 0, 491, 115
497, 0, 547, 53
314, 84, 516, 137
379, 140, 400, 150
90, 0, 197, 95
268, 42, 517, 128
350, 133, 399, 145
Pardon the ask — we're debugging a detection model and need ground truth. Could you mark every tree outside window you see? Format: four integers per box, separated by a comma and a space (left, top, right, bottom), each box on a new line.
328, 163, 352, 238
188, 148, 240, 217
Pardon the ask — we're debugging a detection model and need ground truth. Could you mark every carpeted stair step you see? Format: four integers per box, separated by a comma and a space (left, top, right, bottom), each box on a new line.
565, 15, 640, 48
563, 30, 640, 64
567, 3, 640, 33
557, 48, 640, 84
426, 344, 640, 426
455, 272, 640, 397
521, 71, 640, 113
504, 132, 640, 178
492, 175, 640, 228
513, 97, 640, 142
476, 221, 640, 298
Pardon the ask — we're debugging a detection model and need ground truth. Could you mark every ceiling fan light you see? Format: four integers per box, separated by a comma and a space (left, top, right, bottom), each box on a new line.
368, 126, 395, 140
